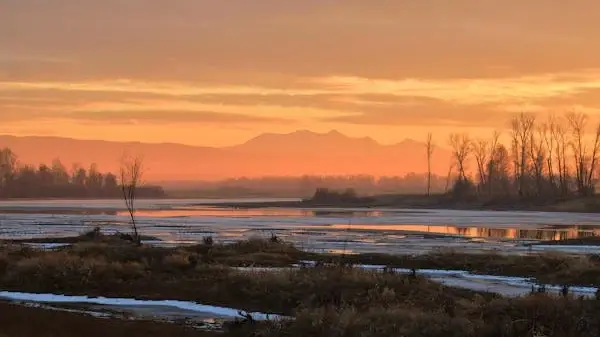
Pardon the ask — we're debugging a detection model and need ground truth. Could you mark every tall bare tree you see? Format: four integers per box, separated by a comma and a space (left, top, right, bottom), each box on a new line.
120, 154, 144, 244
566, 111, 588, 195
487, 144, 512, 197
448, 133, 471, 181
475, 130, 500, 196
529, 125, 547, 196
472, 138, 490, 191
441, 112, 600, 200
0, 148, 17, 190
444, 163, 455, 193
587, 122, 600, 193
552, 120, 569, 194
510, 113, 535, 197
541, 116, 556, 189
426, 133, 435, 196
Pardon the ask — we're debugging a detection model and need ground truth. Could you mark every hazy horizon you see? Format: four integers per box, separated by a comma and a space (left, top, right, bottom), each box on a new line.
0, 131, 454, 180
0, 129, 439, 148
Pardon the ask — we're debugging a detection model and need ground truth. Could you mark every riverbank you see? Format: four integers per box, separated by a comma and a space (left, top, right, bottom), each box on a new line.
198, 194, 600, 213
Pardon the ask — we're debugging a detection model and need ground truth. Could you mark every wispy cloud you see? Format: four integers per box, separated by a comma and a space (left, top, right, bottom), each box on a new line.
0, 80, 321, 97
315, 70, 600, 105
5, 68, 600, 102
2, 0, 600, 143
2, 68, 600, 128
0, 54, 73, 64
61, 110, 290, 125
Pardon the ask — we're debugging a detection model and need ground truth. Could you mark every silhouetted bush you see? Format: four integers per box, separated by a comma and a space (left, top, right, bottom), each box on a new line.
307, 188, 374, 205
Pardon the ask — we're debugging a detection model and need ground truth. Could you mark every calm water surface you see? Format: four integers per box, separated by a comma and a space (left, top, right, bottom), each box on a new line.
1, 198, 599, 255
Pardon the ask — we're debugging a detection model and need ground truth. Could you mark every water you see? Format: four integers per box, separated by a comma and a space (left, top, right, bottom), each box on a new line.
0, 291, 282, 321
1, 198, 600, 255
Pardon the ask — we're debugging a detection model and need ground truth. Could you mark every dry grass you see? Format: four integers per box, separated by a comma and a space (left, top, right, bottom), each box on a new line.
311, 250, 600, 286
2, 238, 600, 336
3, 236, 600, 288
2, 292, 599, 337
0, 246, 491, 315
247, 295, 600, 337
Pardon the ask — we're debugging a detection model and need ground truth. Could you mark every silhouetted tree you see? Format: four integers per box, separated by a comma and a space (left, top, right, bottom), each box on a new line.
0, 149, 165, 199
448, 133, 471, 182
449, 111, 600, 202
472, 138, 490, 192
103, 173, 119, 197
426, 133, 435, 196
486, 144, 512, 197
0, 148, 17, 196
511, 113, 536, 197
120, 154, 144, 244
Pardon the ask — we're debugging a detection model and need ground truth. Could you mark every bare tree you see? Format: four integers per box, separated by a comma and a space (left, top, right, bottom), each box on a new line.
120, 154, 144, 244
587, 122, 600, 193
442, 112, 600, 201
444, 163, 455, 193
448, 133, 471, 181
566, 111, 588, 195
426, 133, 435, 196
487, 144, 512, 197
552, 120, 569, 195
541, 116, 556, 189
472, 138, 490, 192
510, 113, 535, 197
0, 148, 17, 190
485, 131, 501, 196
529, 125, 547, 196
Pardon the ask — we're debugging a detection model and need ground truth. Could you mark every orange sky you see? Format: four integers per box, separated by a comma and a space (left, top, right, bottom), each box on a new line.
1, 1, 600, 147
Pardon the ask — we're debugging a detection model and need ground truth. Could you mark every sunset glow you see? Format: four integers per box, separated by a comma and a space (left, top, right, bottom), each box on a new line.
2, 1, 600, 148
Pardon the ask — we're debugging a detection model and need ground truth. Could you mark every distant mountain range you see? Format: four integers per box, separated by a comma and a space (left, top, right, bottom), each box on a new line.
0, 131, 452, 181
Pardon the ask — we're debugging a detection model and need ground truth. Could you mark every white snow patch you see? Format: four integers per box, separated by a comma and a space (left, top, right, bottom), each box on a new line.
22, 243, 71, 249
236, 262, 600, 298
0, 291, 282, 320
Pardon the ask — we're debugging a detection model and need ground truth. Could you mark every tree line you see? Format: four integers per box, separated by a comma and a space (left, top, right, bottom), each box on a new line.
440, 112, 600, 201
0, 148, 165, 199
167, 173, 450, 198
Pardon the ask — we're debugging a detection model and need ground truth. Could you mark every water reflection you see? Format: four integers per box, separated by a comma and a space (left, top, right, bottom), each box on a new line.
121, 208, 307, 218
118, 208, 382, 218
0, 209, 118, 216
326, 224, 600, 241
312, 210, 383, 217
0, 205, 386, 218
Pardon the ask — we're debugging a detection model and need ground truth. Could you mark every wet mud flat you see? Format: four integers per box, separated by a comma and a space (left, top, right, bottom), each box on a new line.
11, 301, 229, 331
0, 301, 221, 337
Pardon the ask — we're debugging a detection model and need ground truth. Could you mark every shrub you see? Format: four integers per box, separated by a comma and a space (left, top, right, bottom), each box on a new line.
203, 236, 215, 246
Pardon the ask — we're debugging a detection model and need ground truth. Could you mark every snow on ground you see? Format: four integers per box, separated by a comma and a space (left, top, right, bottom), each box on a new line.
0, 292, 283, 320
238, 263, 599, 298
